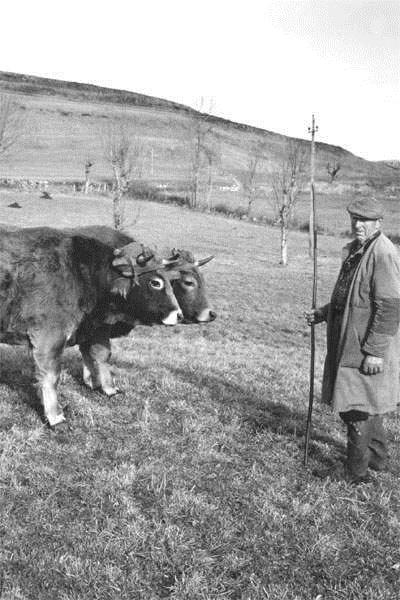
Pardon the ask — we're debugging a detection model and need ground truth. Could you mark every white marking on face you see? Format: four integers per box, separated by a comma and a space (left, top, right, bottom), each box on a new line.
162, 309, 182, 326
195, 308, 213, 322
149, 276, 165, 290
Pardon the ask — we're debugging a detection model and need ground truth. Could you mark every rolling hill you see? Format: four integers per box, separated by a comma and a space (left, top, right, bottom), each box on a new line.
0, 70, 396, 189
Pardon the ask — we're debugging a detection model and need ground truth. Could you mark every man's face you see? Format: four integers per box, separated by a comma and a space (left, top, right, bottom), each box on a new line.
350, 215, 381, 244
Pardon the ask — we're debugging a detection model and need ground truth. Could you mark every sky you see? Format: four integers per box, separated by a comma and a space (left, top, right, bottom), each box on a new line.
1, 0, 399, 160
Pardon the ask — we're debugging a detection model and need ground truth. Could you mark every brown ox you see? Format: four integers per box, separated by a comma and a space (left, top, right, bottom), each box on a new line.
0, 226, 183, 426
73, 226, 216, 323
68, 226, 216, 399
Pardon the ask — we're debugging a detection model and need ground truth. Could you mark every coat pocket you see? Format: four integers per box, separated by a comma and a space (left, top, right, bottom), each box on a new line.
340, 307, 369, 368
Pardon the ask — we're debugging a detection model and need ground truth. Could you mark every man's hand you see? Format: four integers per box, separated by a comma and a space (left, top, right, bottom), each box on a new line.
362, 355, 384, 375
304, 308, 325, 325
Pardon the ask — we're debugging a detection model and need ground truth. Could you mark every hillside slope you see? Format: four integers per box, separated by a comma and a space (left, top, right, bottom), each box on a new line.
0, 70, 396, 193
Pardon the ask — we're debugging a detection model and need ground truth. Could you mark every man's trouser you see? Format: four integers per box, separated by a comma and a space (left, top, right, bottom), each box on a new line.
340, 410, 388, 481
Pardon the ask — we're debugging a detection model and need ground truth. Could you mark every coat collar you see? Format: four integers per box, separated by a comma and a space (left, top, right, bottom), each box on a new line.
348, 230, 381, 257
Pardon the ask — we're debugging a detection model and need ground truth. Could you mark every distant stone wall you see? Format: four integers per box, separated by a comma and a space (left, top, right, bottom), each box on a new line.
0, 178, 49, 191
0, 178, 112, 194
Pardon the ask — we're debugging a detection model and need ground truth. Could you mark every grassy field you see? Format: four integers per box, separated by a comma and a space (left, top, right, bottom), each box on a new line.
0, 191, 399, 599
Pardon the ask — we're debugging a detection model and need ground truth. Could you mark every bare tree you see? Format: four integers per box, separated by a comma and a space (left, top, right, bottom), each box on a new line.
326, 160, 341, 183
270, 140, 308, 266
0, 94, 25, 158
102, 117, 144, 229
243, 156, 259, 215
240, 141, 268, 216
184, 98, 219, 209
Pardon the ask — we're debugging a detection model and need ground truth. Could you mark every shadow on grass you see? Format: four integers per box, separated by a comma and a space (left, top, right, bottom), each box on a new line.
0, 344, 344, 468
0, 348, 46, 425
187, 367, 346, 467
182, 364, 334, 419
0, 380, 45, 426
115, 356, 345, 466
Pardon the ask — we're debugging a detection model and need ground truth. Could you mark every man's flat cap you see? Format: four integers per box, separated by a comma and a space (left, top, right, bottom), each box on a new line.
347, 197, 384, 220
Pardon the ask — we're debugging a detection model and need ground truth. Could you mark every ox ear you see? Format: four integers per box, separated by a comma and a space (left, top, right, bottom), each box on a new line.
111, 252, 139, 291
195, 255, 214, 267
171, 248, 195, 263
112, 253, 134, 278
110, 277, 132, 299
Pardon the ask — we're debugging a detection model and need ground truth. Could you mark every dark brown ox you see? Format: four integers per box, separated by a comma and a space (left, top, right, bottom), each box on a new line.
0, 226, 182, 426
72, 226, 216, 323
61, 227, 215, 407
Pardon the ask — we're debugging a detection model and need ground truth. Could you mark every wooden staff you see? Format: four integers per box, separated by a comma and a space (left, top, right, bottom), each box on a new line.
304, 115, 318, 466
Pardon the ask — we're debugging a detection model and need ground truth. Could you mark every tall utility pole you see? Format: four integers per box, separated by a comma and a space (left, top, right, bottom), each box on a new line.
308, 114, 318, 257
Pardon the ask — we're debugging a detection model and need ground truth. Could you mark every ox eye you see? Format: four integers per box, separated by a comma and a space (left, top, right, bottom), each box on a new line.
182, 279, 196, 287
149, 277, 164, 290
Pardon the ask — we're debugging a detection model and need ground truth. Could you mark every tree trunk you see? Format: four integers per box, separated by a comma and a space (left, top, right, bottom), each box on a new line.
280, 218, 288, 266
194, 171, 198, 208
205, 165, 213, 210
247, 192, 255, 218
113, 190, 123, 230
111, 162, 127, 229
84, 161, 93, 195
280, 200, 289, 266
191, 130, 202, 208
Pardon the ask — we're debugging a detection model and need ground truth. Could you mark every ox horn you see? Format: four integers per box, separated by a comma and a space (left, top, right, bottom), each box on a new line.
195, 255, 214, 267
162, 248, 184, 266
136, 252, 154, 266
135, 244, 154, 266
162, 257, 180, 267
170, 249, 195, 263
112, 255, 134, 277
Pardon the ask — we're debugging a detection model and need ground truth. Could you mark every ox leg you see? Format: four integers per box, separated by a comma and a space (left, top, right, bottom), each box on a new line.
79, 335, 119, 396
29, 333, 66, 427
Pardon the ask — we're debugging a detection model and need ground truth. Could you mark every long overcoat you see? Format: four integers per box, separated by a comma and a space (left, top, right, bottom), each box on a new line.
321, 233, 400, 415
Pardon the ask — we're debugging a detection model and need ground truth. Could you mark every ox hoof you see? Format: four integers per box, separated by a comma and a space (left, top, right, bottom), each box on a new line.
46, 415, 72, 436
103, 386, 121, 397
46, 412, 66, 428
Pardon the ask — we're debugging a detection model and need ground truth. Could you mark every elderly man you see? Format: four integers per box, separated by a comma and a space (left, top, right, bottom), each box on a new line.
307, 198, 400, 484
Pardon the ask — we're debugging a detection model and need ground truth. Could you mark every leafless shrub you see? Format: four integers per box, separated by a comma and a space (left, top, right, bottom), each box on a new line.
101, 116, 145, 229
269, 140, 309, 265
183, 98, 220, 209
239, 141, 269, 216
326, 160, 341, 183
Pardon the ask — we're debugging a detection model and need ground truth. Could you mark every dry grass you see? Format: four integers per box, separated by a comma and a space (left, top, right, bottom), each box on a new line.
0, 194, 399, 599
